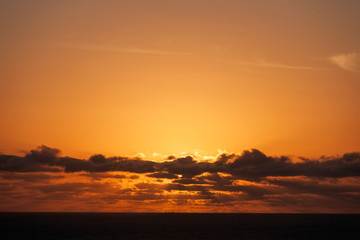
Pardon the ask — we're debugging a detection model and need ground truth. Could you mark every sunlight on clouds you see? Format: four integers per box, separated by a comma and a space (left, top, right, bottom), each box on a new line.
1, 146, 360, 212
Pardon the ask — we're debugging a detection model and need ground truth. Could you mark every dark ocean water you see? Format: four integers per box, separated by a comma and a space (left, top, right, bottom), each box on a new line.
0, 213, 359, 240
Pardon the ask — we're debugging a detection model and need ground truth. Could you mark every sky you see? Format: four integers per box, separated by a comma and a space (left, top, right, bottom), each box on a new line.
1, 0, 360, 212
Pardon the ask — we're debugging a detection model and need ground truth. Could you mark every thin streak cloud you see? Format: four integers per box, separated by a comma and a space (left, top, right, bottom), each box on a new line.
53, 42, 316, 70
55, 42, 191, 56
222, 59, 319, 70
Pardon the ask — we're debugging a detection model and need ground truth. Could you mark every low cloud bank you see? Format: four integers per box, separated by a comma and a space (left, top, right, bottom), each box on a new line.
1, 146, 360, 212
1, 146, 359, 180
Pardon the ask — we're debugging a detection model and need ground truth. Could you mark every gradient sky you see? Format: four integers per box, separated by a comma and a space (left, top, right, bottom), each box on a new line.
1, 0, 360, 158
1, 0, 360, 212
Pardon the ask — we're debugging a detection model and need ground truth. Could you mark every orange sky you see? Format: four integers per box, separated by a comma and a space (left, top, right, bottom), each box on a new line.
1, 1, 360, 213
1, 0, 360, 158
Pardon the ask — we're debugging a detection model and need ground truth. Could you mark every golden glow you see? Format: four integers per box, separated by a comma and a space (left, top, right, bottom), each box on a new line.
1, 1, 360, 158
2, 169, 358, 213
2, 0, 360, 214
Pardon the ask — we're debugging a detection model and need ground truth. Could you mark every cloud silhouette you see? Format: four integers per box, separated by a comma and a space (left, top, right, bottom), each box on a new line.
1, 146, 360, 180
1, 146, 360, 212
330, 52, 360, 72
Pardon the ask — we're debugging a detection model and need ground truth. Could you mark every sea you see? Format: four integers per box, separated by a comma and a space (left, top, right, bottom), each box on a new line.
0, 213, 359, 239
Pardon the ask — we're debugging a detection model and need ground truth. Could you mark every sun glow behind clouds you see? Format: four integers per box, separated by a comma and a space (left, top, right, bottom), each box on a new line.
1, 0, 360, 215
1, 146, 360, 213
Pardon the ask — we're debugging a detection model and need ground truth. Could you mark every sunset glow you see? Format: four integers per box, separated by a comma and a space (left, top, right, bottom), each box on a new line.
1, 0, 360, 213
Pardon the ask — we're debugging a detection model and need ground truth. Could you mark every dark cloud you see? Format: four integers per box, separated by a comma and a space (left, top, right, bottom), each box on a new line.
0, 155, 61, 172
0, 146, 156, 173
196, 173, 234, 185
33, 182, 111, 194
173, 178, 204, 185
1, 146, 360, 181
1, 145, 360, 212
213, 149, 360, 180
89, 154, 107, 164
158, 156, 210, 178
79, 173, 128, 180
0, 172, 64, 182
57, 157, 95, 172
147, 172, 179, 179
266, 177, 360, 201
25, 145, 60, 164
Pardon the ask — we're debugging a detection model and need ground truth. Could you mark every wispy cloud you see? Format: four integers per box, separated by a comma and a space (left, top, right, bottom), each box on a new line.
222, 59, 319, 70
330, 52, 360, 73
53, 42, 320, 71
55, 42, 191, 56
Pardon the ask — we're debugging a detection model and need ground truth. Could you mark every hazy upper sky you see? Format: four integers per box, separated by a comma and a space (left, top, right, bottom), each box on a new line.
1, 0, 360, 158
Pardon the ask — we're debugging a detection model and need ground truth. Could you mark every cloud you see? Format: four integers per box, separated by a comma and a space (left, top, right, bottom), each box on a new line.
0, 172, 64, 182
56, 42, 190, 56
223, 59, 319, 70
79, 172, 128, 180
1, 146, 360, 212
1, 146, 360, 180
54, 42, 318, 71
147, 172, 179, 179
330, 52, 360, 72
